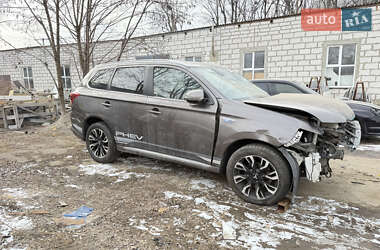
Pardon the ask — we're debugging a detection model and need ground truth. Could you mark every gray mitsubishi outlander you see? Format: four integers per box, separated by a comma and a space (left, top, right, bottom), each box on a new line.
70, 60, 361, 205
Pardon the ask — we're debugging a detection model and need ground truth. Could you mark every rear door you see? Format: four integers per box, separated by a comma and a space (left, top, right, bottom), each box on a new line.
106, 66, 150, 149
77, 68, 115, 135
145, 66, 217, 165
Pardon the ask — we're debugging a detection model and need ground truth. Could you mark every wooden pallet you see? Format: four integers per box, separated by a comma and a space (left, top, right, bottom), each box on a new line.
1, 101, 57, 130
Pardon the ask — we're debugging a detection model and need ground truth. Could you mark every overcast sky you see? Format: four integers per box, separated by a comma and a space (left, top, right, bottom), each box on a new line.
0, 0, 208, 51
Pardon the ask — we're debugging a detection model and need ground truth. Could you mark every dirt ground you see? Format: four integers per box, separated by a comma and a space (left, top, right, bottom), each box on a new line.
1, 115, 380, 249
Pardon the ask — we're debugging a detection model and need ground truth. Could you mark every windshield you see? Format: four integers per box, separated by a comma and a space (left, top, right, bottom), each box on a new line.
191, 66, 268, 100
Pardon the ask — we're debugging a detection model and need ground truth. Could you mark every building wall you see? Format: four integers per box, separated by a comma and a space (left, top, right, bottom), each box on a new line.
1, 5, 379, 100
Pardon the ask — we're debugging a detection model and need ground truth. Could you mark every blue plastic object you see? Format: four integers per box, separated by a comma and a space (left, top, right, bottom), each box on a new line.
64, 206, 93, 218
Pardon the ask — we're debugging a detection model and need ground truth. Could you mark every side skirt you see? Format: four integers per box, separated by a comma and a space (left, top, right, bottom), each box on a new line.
117, 145, 222, 174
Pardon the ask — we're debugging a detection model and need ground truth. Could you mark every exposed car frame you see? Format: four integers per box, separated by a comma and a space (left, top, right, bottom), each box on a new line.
252, 79, 380, 137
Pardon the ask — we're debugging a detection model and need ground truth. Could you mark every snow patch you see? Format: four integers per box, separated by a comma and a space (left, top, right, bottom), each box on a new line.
173, 217, 185, 226
0, 209, 33, 248
78, 164, 148, 183
2, 188, 29, 199
164, 191, 380, 249
65, 184, 81, 189
192, 209, 213, 220
2, 188, 38, 209
190, 179, 216, 190
129, 217, 163, 236
163, 191, 193, 200
23, 163, 37, 169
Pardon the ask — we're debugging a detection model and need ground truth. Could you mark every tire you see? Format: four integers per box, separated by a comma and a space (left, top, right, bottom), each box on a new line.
226, 143, 291, 205
86, 122, 119, 163
355, 119, 366, 138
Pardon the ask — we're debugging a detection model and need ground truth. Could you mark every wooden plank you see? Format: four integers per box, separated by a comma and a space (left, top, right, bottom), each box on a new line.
0, 95, 32, 101
2, 102, 52, 109
16, 102, 52, 108
13, 105, 21, 129
1, 107, 7, 129
6, 112, 53, 119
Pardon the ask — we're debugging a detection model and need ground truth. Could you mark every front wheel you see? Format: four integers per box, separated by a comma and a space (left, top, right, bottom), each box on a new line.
86, 122, 119, 163
226, 144, 291, 205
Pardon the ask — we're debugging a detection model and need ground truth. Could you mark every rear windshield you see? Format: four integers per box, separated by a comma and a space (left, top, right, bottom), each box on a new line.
191, 66, 268, 100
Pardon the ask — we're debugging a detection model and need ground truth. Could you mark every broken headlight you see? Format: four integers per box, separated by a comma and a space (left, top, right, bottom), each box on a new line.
284, 131, 303, 147
284, 130, 317, 153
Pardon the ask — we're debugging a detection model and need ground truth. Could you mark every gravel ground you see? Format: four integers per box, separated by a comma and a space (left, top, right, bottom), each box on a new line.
1, 115, 380, 249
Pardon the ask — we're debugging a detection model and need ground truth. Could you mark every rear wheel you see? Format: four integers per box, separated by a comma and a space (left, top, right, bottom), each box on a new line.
226, 143, 291, 205
86, 122, 118, 163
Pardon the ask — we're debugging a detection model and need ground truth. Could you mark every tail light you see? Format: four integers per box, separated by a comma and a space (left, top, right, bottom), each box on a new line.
70, 92, 80, 104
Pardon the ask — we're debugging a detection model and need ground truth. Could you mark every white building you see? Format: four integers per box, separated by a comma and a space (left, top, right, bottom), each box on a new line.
0, 4, 380, 100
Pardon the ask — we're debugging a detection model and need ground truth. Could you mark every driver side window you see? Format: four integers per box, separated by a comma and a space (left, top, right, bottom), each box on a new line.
153, 67, 202, 100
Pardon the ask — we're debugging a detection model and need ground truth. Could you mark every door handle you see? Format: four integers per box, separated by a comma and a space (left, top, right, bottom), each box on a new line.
102, 101, 112, 108
149, 107, 161, 115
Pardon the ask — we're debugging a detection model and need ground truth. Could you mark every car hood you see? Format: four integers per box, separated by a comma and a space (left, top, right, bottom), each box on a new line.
244, 94, 355, 123
345, 100, 380, 110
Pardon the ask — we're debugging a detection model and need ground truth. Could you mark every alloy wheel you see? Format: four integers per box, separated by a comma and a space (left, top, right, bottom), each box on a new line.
88, 128, 109, 158
233, 155, 279, 200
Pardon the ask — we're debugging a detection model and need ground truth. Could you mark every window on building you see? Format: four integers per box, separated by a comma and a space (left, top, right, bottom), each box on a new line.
111, 67, 145, 94
89, 69, 114, 90
325, 44, 356, 87
242, 51, 265, 80
23, 67, 34, 89
61, 65, 71, 89
185, 56, 202, 62
153, 67, 202, 100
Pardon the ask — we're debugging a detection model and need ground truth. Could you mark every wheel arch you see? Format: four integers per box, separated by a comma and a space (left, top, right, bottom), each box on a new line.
220, 139, 285, 174
83, 116, 112, 140
220, 139, 297, 199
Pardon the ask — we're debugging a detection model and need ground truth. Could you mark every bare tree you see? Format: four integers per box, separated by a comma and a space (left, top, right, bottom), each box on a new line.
203, 0, 263, 25
202, 0, 379, 25
60, 0, 152, 76
149, 0, 195, 32
23, 0, 66, 113
116, 0, 152, 61
203, 0, 230, 25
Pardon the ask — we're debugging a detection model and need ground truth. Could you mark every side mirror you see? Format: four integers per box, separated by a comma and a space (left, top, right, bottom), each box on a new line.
184, 89, 205, 104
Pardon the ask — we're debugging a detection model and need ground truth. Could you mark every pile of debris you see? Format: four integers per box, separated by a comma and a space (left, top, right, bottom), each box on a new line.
0, 75, 58, 130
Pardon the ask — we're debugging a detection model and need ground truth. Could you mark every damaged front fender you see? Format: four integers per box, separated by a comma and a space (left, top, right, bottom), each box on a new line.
278, 147, 300, 202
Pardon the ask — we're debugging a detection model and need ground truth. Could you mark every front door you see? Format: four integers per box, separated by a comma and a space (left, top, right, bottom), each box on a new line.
146, 66, 217, 165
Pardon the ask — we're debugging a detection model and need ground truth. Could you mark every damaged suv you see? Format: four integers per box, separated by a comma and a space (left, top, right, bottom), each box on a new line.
70, 60, 361, 205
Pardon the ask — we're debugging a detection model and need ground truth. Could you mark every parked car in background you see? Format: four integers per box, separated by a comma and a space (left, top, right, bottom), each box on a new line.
71, 60, 361, 206
252, 80, 380, 138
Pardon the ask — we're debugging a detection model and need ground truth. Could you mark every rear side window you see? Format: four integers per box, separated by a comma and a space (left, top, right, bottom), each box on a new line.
153, 67, 202, 100
271, 83, 301, 95
89, 69, 114, 89
111, 67, 145, 94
